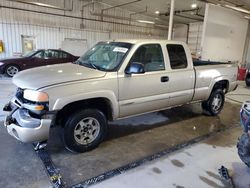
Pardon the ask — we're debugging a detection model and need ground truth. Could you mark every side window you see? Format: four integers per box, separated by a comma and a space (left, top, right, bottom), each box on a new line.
44, 50, 60, 59
34, 51, 44, 58
44, 50, 50, 59
51, 50, 59, 58
130, 44, 165, 72
167, 44, 188, 69
60, 52, 68, 58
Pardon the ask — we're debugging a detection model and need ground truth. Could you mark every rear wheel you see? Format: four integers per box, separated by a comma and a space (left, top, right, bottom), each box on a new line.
202, 89, 225, 116
237, 133, 250, 168
5, 65, 20, 77
246, 78, 250, 87
63, 109, 107, 153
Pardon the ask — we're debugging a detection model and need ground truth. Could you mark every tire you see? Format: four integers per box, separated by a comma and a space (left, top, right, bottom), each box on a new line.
237, 133, 250, 168
63, 109, 107, 153
246, 79, 250, 87
202, 89, 225, 116
5, 65, 20, 77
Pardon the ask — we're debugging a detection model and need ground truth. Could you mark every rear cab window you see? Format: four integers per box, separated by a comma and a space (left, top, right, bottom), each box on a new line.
167, 44, 188, 70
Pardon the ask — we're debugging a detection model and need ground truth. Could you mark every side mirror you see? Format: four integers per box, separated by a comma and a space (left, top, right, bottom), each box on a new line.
125, 62, 145, 75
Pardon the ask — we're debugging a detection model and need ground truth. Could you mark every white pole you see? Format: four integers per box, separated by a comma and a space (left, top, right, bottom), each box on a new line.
168, 0, 175, 40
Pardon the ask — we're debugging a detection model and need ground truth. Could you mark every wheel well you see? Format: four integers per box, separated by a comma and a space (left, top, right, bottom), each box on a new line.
212, 80, 229, 93
56, 98, 113, 126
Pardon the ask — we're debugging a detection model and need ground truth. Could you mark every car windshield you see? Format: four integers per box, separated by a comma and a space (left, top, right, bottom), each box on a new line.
76, 42, 132, 71
23, 50, 37, 57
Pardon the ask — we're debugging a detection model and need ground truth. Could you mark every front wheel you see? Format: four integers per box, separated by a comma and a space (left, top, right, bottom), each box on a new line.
5, 65, 20, 77
63, 109, 107, 153
202, 89, 225, 116
237, 133, 250, 168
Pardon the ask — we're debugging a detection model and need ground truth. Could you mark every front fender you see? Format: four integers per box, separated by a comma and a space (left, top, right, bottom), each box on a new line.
52, 90, 119, 119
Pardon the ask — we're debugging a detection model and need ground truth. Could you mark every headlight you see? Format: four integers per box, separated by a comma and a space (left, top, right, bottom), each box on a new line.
23, 90, 49, 102
0, 62, 4, 66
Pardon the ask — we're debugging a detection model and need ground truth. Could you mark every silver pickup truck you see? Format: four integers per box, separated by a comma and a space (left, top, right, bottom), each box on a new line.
3, 39, 238, 152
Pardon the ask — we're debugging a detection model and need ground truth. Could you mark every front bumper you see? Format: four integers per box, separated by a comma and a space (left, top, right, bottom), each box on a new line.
0, 65, 4, 74
4, 98, 53, 143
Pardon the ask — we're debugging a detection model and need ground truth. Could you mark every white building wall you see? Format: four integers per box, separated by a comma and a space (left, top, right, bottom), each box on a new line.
243, 21, 250, 68
188, 22, 203, 56
0, 22, 111, 57
172, 22, 203, 58
0, 0, 168, 58
201, 4, 248, 62
172, 24, 188, 43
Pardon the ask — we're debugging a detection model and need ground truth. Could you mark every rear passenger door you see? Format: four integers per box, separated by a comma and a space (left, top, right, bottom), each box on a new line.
165, 44, 195, 106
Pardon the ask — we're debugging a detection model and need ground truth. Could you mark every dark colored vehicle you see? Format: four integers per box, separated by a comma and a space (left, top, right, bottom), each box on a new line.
245, 69, 250, 86
0, 49, 79, 77
237, 101, 250, 167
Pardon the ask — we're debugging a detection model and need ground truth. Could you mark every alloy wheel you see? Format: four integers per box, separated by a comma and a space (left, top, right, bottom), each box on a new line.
74, 117, 101, 145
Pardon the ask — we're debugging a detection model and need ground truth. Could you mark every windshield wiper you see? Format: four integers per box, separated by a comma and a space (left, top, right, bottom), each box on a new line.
74, 60, 106, 71
88, 62, 98, 70
73, 60, 95, 68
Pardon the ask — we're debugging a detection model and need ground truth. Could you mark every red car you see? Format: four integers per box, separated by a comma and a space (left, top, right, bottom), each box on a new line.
0, 49, 79, 77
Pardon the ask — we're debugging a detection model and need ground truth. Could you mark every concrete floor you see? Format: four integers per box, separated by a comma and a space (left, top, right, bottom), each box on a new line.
0, 78, 249, 188
0, 77, 15, 121
91, 126, 249, 188
48, 102, 240, 187
0, 122, 51, 188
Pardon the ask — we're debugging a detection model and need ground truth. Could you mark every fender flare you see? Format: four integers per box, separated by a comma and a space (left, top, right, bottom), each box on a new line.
52, 90, 119, 119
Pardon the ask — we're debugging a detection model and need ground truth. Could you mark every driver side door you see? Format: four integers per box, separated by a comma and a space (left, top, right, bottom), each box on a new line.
118, 43, 170, 118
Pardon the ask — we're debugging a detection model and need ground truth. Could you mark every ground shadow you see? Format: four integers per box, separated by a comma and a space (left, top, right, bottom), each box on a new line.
47, 103, 203, 153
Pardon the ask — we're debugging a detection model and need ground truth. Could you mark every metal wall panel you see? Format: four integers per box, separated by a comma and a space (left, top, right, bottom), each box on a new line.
188, 22, 203, 56
0, 22, 111, 58
0, 0, 168, 58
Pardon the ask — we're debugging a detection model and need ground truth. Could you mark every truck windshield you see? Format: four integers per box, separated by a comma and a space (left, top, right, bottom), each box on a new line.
76, 42, 132, 71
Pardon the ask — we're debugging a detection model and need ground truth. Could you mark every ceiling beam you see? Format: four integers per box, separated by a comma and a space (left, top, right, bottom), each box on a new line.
100, 0, 142, 20
174, 14, 204, 21
129, 6, 148, 24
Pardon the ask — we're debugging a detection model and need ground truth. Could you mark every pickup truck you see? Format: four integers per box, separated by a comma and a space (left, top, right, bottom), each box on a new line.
3, 39, 238, 153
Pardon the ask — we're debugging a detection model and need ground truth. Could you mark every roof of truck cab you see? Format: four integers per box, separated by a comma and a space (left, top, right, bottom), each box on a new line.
109, 39, 186, 45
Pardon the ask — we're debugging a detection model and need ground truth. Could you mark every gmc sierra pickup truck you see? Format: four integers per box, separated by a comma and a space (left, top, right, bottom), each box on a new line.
3, 39, 238, 153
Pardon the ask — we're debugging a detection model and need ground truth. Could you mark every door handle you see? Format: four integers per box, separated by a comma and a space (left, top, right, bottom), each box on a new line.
161, 76, 169, 82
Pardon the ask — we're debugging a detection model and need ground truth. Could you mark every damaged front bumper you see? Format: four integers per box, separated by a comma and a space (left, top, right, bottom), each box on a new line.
3, 97, 54, 143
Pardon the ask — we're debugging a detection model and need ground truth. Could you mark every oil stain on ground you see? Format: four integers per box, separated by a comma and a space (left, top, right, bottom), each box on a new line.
184, 152, 192, 156
152, 167, 162, 174
206, 171, 222, 181
173, 183, 185, 188
171, 159, 185, 168
199, 176, 225, 188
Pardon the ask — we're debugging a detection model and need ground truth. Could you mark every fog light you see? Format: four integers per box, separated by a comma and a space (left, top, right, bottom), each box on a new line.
34, 105, 44, 111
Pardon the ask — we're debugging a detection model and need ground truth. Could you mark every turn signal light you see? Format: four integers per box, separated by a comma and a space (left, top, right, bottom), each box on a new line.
34, 105, 45, 111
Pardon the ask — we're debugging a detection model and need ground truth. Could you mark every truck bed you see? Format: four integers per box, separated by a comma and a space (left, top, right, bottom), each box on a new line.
192, 61, 238, 102
193, 60, 233, 66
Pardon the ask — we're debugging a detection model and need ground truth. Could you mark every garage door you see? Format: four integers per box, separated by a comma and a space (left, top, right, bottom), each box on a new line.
61, 38, 88, 57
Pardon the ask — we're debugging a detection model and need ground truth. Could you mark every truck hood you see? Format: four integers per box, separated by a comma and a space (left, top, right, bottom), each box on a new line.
13, 63, 106, 90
